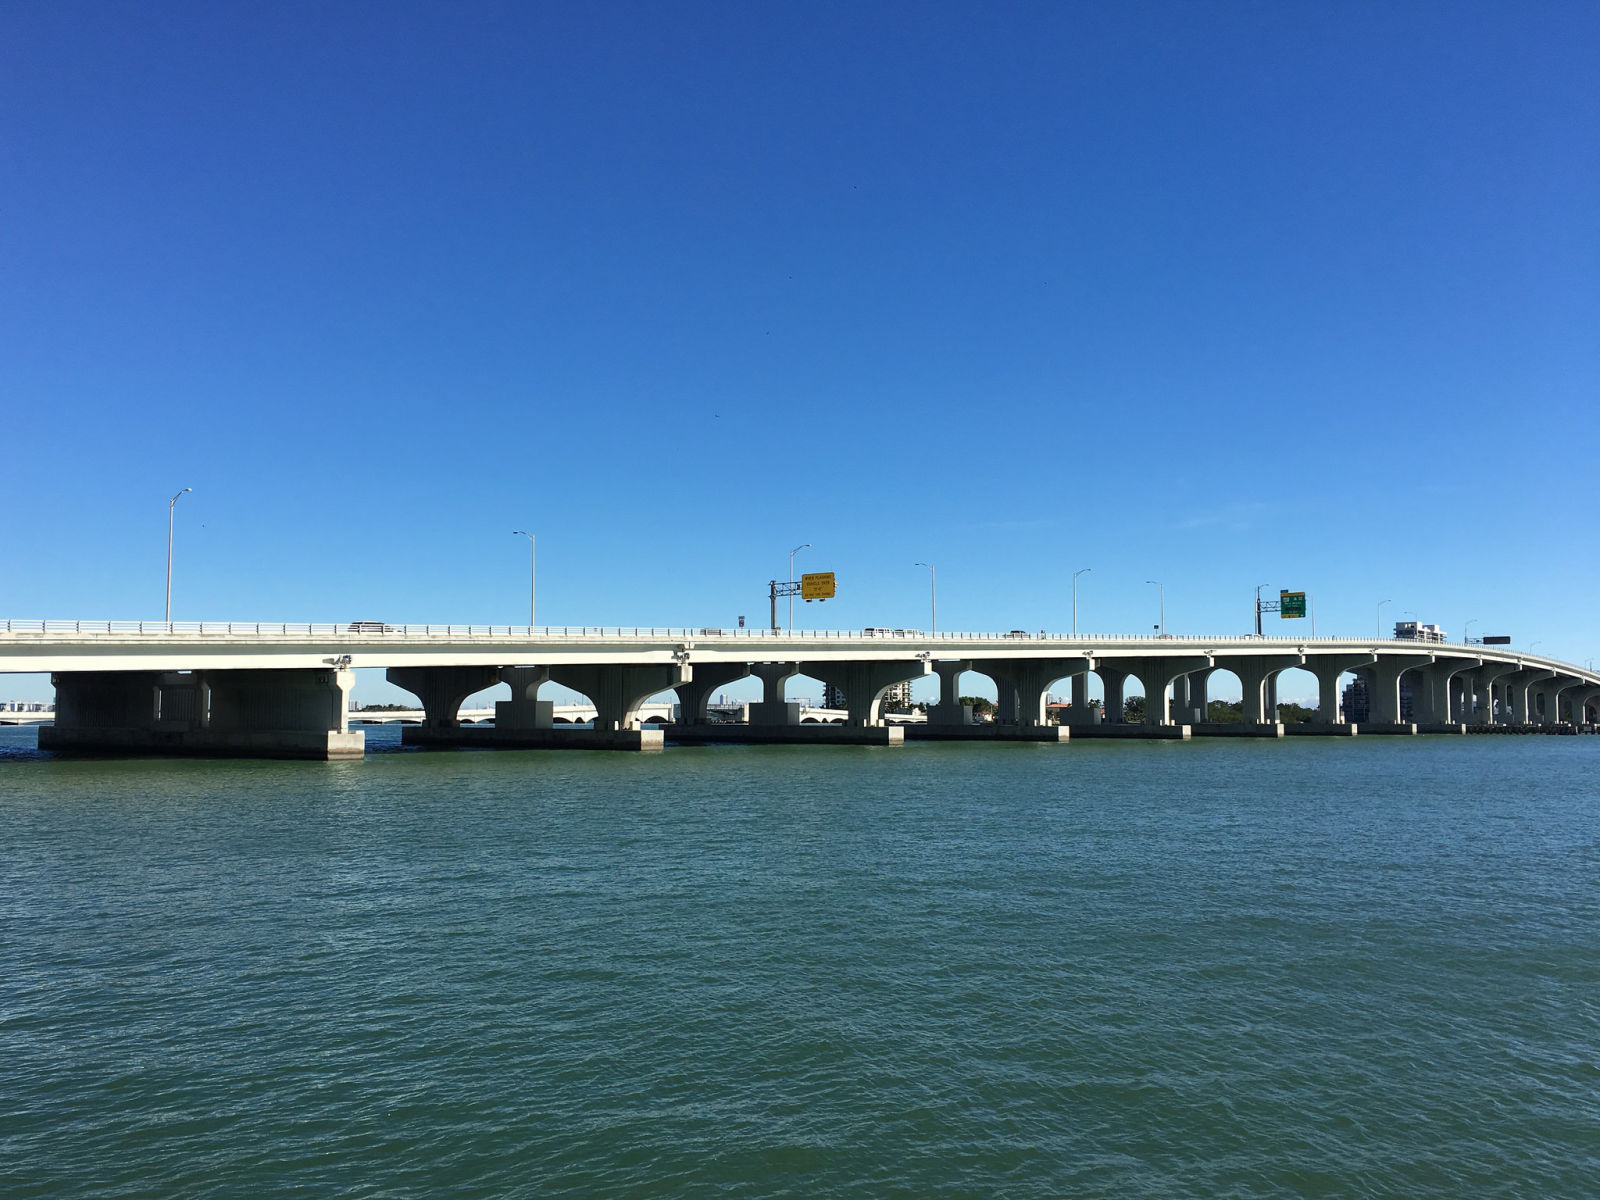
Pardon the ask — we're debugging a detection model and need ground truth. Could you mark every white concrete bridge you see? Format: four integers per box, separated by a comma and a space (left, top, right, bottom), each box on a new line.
2, 619, 1595, 758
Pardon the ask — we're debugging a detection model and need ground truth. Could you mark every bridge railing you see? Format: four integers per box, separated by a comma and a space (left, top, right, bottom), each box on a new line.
0, 619, 1587, 676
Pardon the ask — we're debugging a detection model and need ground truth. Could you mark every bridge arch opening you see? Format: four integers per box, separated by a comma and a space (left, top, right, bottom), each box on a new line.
1272, 667, 1320, 724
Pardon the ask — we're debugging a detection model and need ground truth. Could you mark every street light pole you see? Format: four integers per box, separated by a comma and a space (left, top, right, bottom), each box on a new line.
1254, 582, 1270, 636
1072, 568, 1091, 637
1377, 599, 1392, 638
1145, 579, 1164, 636
915, 562, 935, 634
512, 531, 536, 626
787, 543, 810, 632
1464, 618, 1477, 645
165, 487, 191, 625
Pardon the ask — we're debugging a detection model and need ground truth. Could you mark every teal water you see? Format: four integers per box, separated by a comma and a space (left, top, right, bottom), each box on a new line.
2, 727, 1598, 1197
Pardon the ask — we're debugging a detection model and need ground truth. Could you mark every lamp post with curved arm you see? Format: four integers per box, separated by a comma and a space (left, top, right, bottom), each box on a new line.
915, 562, 936, 634
787, 543, 810, 632
1146, 580, 1165, 636
1072, 568, 1091, 637
165, 487, 192, 625
512, 531, 536, 627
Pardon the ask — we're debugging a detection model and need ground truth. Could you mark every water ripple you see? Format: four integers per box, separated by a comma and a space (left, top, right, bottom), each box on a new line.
2, 730, 1599, 1196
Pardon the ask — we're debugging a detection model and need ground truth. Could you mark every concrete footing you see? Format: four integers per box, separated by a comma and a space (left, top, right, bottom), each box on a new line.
38, 726, 364, 760
1191, 721, 1285, 738
401, 725, 664, 751
1417, 723, 1468, 735
902, 724, 1069, 742
1465, 723, 1578, 735
1353, 723, 1419, 735
666, 723, 904, 746
1066, 723, 1191, 740
1284, 723, 1358, 736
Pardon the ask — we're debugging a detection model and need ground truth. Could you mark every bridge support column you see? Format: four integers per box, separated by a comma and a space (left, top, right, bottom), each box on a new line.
1098, 667, 1128, 724
1306, 654, 1375, 725
1227, 655, 1303, 725
1120, 656, 1212, 726
1409, 660, 1477, 728
495, 667, 553, 730
1502, 670, 1556, 727
203, 669, 361, 757
1067, 670, 1097, 725
802, 658, 932, 728
548, 663, 691, 731
40, 671, 160, 752
1572, 687, 1600, 729
1556, 681, 1595, 727
1171, 674, 1190, 721
1532, 677, 1572, 727
1363, 655, 1431, 728
1464, 662, 1521, 726
387, 665, 504, 729
975, 659, 1086, 727
1185, 668, 1213, 723
929, 660, 973, 726
43, 668, 362, 759
672, 662, 751, 726
749, 663, 801, 726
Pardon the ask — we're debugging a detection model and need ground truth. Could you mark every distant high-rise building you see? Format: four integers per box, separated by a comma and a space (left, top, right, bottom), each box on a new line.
1340, 674, 1414, 723
820, 680, 911, 713
1394, 621, 1447, 643
1341, 677, 1370, 723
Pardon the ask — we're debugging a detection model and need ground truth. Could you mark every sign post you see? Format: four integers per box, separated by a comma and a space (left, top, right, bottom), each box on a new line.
771, 572, 836, 630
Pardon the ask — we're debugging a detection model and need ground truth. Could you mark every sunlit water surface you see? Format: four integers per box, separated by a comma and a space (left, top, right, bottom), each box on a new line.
3, 726, 1598, 1197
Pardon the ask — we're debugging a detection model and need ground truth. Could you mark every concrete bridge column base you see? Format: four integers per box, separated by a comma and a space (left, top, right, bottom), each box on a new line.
749, 663, 801, 726
42, 668, 363, 760
495, 667, 553, 730
929, 660, 973, 726
1066, 671, 1100, 725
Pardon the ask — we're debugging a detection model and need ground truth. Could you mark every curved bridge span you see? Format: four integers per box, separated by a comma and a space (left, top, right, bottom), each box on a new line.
4, 620, 1597, 758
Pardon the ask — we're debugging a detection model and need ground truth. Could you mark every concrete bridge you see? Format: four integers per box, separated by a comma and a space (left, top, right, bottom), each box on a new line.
2, 619, 1596, 758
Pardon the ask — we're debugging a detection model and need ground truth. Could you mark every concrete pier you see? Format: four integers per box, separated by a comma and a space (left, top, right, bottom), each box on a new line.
39, 668, 363, 760
401, 725, 664, 751
1191, 721, 1285, 738
1285, 723, 1358, 736
1066, 723, 1191, 740
666, 723, 904, 746
903, 724, 1069, 742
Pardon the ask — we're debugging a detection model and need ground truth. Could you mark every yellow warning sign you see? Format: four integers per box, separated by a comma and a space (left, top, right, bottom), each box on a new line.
800, 572, 836, 600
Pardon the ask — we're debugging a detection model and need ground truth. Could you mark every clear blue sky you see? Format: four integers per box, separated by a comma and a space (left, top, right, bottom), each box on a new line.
4, 1, 1598, 703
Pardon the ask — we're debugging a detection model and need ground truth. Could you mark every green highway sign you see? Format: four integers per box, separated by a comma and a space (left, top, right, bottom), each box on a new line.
1279, 591, 1307, 619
